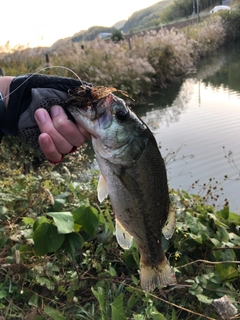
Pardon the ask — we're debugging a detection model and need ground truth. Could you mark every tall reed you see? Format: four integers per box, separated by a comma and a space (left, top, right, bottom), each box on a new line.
0, 9, 240, 97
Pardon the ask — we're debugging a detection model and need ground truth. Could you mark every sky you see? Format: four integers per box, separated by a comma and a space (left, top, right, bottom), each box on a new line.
2, 0, 159, 48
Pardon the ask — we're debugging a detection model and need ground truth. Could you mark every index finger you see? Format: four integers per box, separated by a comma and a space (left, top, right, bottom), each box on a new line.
51, 105, 91, 144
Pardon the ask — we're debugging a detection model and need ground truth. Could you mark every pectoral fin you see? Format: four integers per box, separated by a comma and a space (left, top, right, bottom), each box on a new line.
162, 204, 176, 240
116, 219, 133, 249
114, 168, 139, 195
97, 174, 109, 203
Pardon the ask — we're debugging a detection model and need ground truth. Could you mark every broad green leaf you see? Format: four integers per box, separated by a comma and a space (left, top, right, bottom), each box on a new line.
208, 213, 228, 228
189, 281, 203, 295
133, 315, 145, 320
0, 206, 7, 215
0, 289, 7, 300
72, 205, 99, 235
216, 226, 229, 243
28, 293, 38, 307
36, 275, 55, 290
228, 232, 240, 245
64, 232, 84, 255
33, 223, 64, 256
131, 275, 139, 286
212, 249, 222, 260
0, 233, 8, 248
22, 217, 35, 227
110, 294, 126, 320
44, 305, 66, 320
228, 212, 240, 225
108, 265, 117, 277
52, 199, 65, 212
220, 206, 229, 220
196, 294, 213, 305
127, 293, 138, 310
151, 312, 167, 320
122, 245, 139, 269
33, 216, 50, 232
92, 287, 106, 320
149, 306, 167, 320
210, 238, 221, 247
47, 212, 74, 234
222, 249, 236, 261
215, 263, 238, 282
172, 308, 177, 320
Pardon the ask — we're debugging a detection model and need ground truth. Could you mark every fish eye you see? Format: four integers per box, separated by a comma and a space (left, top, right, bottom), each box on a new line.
116, 110, 129, 122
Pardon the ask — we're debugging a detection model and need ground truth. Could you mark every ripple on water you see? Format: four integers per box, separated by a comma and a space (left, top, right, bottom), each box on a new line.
139, 81, 240, 211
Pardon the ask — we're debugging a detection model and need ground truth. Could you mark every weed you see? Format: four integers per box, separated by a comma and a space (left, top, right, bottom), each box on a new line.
0, 137, 239, 319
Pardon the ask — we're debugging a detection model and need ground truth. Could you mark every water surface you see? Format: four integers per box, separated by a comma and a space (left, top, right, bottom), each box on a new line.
134, 42, 240, 212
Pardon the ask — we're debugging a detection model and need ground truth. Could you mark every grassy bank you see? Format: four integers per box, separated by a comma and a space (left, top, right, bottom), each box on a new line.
0, 141, 240, 319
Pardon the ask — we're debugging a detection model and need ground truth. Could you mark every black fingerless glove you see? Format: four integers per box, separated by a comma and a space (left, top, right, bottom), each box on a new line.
0, 74, 90, 156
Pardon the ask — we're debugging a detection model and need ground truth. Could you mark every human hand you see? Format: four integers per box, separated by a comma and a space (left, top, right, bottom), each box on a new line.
0, 74, 92, 163
35, 106, 90, 163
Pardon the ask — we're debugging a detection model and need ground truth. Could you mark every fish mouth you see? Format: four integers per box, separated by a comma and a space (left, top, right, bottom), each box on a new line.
64, 95, 114, 139
65, 99, 100, 121
65, 93, 128, 137
65, 95, 112, 121
65, 89, 115, 115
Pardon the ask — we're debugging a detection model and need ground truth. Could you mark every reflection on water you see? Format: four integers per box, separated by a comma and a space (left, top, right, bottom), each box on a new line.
135, 41, 240, 211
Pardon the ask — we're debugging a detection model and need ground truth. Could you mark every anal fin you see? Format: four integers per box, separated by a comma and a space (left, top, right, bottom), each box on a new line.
116, 219, 133, 249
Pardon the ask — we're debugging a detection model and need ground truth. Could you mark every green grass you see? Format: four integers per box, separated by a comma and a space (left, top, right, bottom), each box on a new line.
0, 139, 239, 319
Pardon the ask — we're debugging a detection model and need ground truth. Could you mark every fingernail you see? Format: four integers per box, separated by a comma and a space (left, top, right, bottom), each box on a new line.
35, 110, 46, 123
51, 105, 60, 117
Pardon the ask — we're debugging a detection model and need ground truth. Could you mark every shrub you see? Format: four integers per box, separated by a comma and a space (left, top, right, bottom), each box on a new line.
183, 15, 226, 58
220, 9, 240, 42
131, 28, 195, 87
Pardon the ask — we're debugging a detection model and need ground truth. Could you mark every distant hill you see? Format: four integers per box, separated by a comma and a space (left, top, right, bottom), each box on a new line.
51, 0, 175, 47
122, 0, 175, 32
72, 26, 116, 42
50, 0, 219, 49
113, 20, 126, 30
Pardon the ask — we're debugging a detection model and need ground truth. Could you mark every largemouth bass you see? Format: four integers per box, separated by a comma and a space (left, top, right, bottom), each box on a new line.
66, 92, 176, 291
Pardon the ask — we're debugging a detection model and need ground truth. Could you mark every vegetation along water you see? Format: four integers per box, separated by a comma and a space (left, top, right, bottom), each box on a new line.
0, 2, 240, 319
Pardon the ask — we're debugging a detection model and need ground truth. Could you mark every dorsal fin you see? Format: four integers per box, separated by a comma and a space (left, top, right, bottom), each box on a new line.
116, 218, 133, 249
162, 204, 176, 240
97, 174, 109, 203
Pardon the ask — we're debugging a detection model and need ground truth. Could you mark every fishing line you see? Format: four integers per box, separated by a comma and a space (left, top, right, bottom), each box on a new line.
1, 65, 82, 101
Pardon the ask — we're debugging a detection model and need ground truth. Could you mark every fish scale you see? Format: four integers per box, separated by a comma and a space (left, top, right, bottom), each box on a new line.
67, 91, 176, 291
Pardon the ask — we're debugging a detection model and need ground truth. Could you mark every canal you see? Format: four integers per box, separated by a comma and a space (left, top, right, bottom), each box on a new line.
134, 41, 240, 212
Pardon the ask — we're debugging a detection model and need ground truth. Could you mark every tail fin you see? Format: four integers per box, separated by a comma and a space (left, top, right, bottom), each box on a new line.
140, 257, 176, 292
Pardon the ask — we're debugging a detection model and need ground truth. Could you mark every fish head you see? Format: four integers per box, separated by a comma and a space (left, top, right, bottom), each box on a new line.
67, 93, 150, 164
